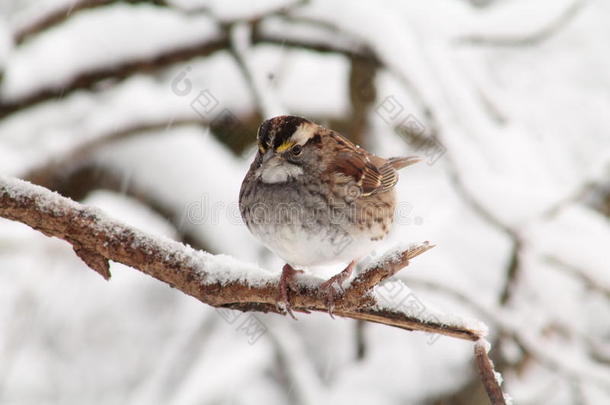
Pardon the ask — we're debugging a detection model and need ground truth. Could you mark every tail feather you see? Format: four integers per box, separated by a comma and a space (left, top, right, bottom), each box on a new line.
374, 156, 421, 194
387, 156, 422, 170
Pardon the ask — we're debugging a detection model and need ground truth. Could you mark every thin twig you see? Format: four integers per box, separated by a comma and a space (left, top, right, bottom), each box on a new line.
499, 238, 521, 305
545, 256, 610, 300
251, 20, 379, 65
474, 339, 508, 405
4, 0, 317, 121
14, 0, 169, 45
457, 0, 586, 47
410, 278, 610, 390
0, 36, 228, 119
266, 323, 325, 405
23, 118, 204, 184
1, 22, 377, 121
229, 23, 286, 118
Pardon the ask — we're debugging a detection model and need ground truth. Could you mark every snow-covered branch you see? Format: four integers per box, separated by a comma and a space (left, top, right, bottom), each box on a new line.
0, 175, 483, 340
0, 34, 227, 119
13, 0, 169, 45
0, 175, 514, 403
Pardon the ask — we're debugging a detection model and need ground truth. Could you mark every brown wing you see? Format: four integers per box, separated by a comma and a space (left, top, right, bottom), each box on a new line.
326, 131, 404, 197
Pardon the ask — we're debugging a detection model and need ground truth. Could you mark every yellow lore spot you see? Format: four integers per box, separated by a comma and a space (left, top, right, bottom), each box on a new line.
276, 141, 295, 153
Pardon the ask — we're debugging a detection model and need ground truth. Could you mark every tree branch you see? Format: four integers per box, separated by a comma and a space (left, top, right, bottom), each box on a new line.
457, 0, 586, 47
0, 175, 509, 403
2, 13, 383, 121
14, 0, 169, 45
0, 175, 482, 340
0, 35, 228, 119
251, 19, 379, 65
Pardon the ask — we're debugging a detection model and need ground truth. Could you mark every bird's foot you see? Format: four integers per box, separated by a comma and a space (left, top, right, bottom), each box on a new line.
277, 264, 304, 320
318, 260, 356, 318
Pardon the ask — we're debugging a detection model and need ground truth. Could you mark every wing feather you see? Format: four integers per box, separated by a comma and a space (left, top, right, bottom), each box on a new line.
327, 132, 403, 196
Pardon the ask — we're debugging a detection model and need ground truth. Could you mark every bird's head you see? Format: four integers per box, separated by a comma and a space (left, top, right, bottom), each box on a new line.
255, 115, 322, 183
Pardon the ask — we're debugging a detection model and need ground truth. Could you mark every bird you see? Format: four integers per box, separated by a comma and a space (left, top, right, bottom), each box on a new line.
239, 115, 420, 318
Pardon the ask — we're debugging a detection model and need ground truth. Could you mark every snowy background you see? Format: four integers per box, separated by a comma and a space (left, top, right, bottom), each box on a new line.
1, 0, 609, 404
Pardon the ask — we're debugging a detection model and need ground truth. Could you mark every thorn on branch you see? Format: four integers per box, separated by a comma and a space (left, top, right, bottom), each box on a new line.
73, 243, 111, 280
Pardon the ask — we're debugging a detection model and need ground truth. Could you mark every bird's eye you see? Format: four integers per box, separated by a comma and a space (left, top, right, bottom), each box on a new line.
291, 144, 303, 156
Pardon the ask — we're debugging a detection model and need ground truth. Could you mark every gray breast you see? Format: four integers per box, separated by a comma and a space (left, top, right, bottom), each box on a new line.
240, 177, 356, 238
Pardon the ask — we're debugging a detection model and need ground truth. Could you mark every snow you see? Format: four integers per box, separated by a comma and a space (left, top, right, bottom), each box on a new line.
0, 18, 10, 69
170, 0, 293, 21
258, 16, 364, 56
0, 174, 275, 287
92, 125, 260, 260
1, 174, 487, 404
258, 44, 351, 118
264, 323, 326, 404
476, 337, 491, 354
0, 52, 257, 176
230, 23, 287, 118
373, 279, 488, 336
2, 0, 610, 403
2, 4, 221, 100
0, 195, 207, 405
3, 175, 457, 295
458, 0, 581, 40
524, 203, 610, 291
9, 0, 75, 35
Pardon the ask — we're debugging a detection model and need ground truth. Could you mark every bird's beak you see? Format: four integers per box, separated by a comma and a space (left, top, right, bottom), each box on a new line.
262, 149, 274, 164
262, 149, 285, 165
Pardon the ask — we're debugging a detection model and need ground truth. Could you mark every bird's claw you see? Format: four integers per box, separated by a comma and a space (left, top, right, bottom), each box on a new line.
318, 260, 355, 318
277, 264, 303, 320
276, 300, 297, 320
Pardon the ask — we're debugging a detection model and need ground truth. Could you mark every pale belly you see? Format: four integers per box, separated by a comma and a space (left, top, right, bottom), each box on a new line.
253, 220, 380, 267
241, 181, 385, 267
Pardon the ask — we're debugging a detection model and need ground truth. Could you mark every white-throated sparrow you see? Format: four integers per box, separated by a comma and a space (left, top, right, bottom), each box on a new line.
239, 115, 420, 317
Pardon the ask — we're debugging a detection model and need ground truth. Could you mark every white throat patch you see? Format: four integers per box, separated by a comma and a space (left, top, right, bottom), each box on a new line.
259, 159, 303, 184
